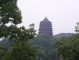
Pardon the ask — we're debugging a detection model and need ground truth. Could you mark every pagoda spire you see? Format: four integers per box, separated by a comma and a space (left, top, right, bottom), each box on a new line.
42, 17, 50, 22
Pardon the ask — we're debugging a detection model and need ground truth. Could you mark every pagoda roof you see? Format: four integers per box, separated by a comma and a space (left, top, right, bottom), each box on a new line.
42, 17, 51, 22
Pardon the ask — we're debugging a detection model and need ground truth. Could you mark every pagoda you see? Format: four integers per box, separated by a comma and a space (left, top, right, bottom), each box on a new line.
38, 17, 53, 37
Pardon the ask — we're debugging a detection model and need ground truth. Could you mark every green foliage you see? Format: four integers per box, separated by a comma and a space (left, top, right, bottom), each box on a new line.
0, 45, 6, 60
4, 50, 12, 60
55, 34, 79, 60
75, 22, 79, 33
29, 35, 53, 51
29, 35, 58, 60
0, 0, 36, 41
4, 42, 38, 60
0, 0, 22, 39
0, 0, 37, 60
46, 50, 59, 60
8, 24, 36, 42
0, 0, 22, 25
0, 23, 37, 60
37, 49, 45, 59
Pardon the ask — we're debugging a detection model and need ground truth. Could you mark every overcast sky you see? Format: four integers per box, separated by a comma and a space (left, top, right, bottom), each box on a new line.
17, 0, 79, 35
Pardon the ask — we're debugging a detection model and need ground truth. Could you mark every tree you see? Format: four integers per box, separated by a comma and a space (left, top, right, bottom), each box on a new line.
0, 0, 36, 42
0, 0, 22, 25
3, 23, 37, 60
4, 42, 38, 60
75, 22, 79, 34
0, 0, 37, 60
0, 45, 6, 60
54, 22, 79, 60
29, 35, 59, 60
0, 0, 22, 39
55, 35, 79, 60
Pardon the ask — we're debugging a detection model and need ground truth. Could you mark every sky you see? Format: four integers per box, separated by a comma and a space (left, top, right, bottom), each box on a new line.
17, 0, 79, 35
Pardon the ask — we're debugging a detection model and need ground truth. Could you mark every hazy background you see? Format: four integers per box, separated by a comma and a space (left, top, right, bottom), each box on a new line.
17, 0, 79, 35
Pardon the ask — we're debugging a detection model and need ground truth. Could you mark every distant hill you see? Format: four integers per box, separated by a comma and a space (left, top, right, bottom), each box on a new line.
0, 33, 73, 49
0, 38, 13, 49
0, 33, 74, 60
53, 33, 74, 38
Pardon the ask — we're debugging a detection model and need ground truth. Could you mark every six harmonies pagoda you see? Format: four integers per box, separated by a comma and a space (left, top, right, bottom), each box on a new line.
38, 17, 53, 37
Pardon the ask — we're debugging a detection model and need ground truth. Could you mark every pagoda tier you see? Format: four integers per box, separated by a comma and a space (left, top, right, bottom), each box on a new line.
38, 17, 53, 37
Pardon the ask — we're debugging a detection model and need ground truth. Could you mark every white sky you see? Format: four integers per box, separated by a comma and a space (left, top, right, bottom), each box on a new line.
17, 0, 79, 35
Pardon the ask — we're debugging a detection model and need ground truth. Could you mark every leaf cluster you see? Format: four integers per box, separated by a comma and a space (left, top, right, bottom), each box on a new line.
75, 22, 79, 33
55, 35, 79, 60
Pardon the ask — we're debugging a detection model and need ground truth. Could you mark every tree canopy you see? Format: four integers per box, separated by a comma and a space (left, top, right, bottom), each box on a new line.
0, 0, 38, 60
55, 35, 79, 60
